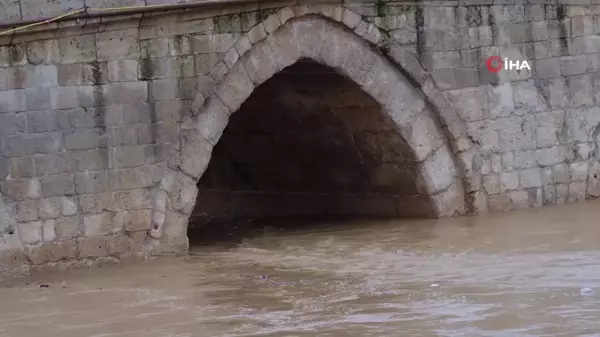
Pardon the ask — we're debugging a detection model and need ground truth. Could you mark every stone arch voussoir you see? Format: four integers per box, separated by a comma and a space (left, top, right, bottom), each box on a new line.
150, 10, 469, 245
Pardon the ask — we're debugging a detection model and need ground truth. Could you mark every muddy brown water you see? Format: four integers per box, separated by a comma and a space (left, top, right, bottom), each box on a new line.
2, 201, 600, 337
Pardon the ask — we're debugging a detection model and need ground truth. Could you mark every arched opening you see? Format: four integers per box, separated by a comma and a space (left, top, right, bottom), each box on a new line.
188, 59, 436, 244
152, 15, 466, 251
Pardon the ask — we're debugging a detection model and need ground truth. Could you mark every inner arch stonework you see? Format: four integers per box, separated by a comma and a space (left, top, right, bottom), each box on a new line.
150, 14, 467, 252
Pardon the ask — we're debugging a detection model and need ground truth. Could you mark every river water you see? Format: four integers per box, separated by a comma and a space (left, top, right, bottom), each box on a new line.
2, 201, 600, 337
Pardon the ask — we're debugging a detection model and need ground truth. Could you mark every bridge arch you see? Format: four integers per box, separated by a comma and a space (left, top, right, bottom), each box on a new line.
149, 12, 468, 252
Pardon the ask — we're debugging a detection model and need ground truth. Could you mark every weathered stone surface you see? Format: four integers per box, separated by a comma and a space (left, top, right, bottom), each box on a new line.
27, 240, 78, 265
78, 236, 108, 258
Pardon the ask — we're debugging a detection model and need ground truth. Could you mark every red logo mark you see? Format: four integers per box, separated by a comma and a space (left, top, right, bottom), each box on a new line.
486, 56, 503, 73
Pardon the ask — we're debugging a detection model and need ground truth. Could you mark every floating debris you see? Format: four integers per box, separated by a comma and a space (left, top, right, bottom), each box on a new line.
580, 287, 596, 296
39, 284, 49, 288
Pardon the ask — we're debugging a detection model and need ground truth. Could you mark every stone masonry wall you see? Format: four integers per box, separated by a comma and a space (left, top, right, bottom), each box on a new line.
0, 0, 599, 276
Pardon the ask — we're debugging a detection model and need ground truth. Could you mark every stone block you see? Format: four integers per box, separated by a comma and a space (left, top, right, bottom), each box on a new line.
9, 157, 34, 178
587, 161, 600, 197
150, 78, 178, 101
73, 149, 110, 172
487, 83, 514, 118
560, 55, 588, 76
534, 146, 568, 166
108, 165, 163, 191
534, 41, 552, 58
121, 209, 152, 232
78, 192, 112, 215
406, 114, 444, 162
56, 108, 94, 130
77, 85, 110, 107
167, 35, 193, 56
535, 58, 561, 79
0, 113, 26, 137
495, 115, 536, 151
568, 181, 587, 203
19, 221, 42, 244
83, 212, 118, 237
54, 216, 80, 240
16, 200, 39, 222
552, 163, 570, 184
42, 220, 56, 242
417, 146, 457, 195
510, 190, 530, 209
535, 110, 565, 147
543, 185, 557, 204
488, 192, 512, 213
61, 197, 78, 216
1, 179, 40, 201
139, 56, 194, 79
519, 168, 542, 188
22, 65, 58, 88
110, 82, 148, 105
34, 152, 76, 176
27, 110, 58, 134
119, 103, 152, 125
178, 131, 212, 179
96, 29, 141, 61
111, 189, 151, 211
41, 174, 75, 197
59, 35, 97, 64
0, 248, 28, 271
25, 87, 51, 111
567, 75, 594, 108
424, 6, 455, 30
0, 90, 27, 113
107, 60, 139, 82
114, 145, 148, 169
81, 62, 108, 85
107, 235, 130, 255
78, 236, 108, 258
267, 25, 301, 72
110, 127, 138, 146
57, 63, 82, 86
64, 129, 103, 151
27, 240, 77, 265
75, 171, 108, 194
210, 60, 227, 84
446, 87, 489, 122
154, 100, 182, 124
466, 120, 500, 154
483, 174, 501, 195
500, 172, 519, 192
39, 197, 62, 220
542, 167, 554, 186
248, 23, 268, 44
0, 0, 20, 23
569, 161, 589, 181
567, 107, 600, 142
162, 170, 198, 214
50, 86, 79, 110
191, 35, 212, 54
503, 152, 515, 171
555, 183, 569, 205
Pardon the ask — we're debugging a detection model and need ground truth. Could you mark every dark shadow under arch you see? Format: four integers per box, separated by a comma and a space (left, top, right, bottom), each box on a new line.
188, 59, 437, 244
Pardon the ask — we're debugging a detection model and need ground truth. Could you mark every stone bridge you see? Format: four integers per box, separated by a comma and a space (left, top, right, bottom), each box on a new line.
0, 0, 599, 276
